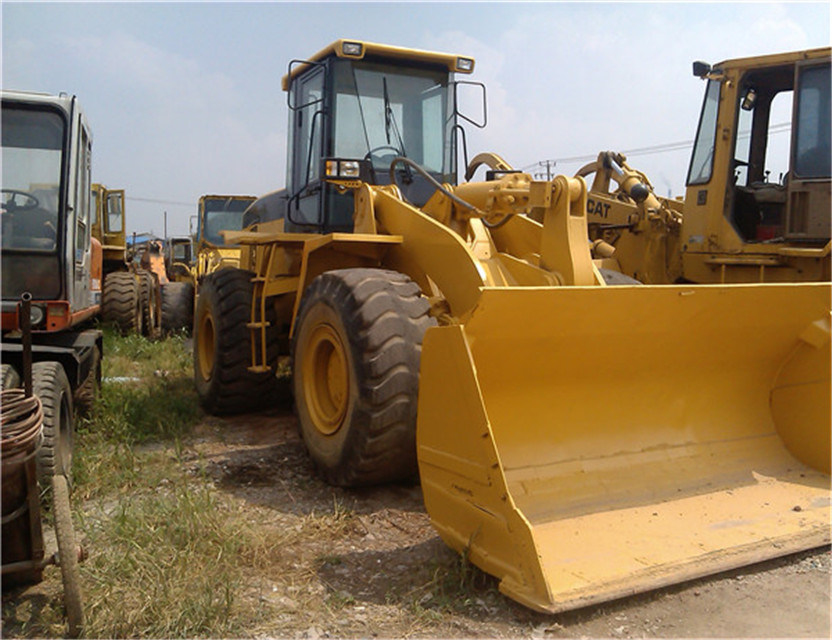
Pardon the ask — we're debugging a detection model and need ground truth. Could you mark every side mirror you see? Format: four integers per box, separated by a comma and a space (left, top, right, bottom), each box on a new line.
286, 60, 326, 111
692, 61, 711, 78
741, 88, 757, 111
453, 81, 487, 129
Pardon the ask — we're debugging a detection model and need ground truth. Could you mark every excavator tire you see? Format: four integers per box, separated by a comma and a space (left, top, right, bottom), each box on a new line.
1, 363, 21, 390
292, 268, 436, 487
161, 281, 194, 335
137, 269, 160, 339
32, 361, 74, 484
73, 344, 100, 417
101, 271, 141, 335
194, 268, 279, 415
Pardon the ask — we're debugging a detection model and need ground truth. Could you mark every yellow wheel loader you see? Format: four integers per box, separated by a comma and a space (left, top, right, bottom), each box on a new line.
158, 194, 256, 335
194, 40, 831, 614
92, 184, 162, 337
577, 47, 831, 285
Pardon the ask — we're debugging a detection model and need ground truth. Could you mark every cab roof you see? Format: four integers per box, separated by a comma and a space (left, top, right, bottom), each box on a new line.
281, 39, 475, 91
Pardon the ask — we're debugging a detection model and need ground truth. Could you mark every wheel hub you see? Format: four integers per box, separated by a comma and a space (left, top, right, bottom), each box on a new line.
304, 324, 349, 435
197, 312, 215, 381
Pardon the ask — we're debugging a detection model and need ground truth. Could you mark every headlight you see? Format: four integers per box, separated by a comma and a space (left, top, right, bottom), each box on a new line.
342, 41, 363, 57
29, 304, 45, 327
324, 158, 366, 180
339, 161, 360, 178
456, 57, 475, 73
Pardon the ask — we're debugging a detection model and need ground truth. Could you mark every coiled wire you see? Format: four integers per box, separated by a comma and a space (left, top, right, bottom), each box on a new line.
1, 389, 43, 461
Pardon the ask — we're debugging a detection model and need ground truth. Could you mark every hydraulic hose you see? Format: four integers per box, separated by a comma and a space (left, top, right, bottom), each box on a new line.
1, 389, 43, 461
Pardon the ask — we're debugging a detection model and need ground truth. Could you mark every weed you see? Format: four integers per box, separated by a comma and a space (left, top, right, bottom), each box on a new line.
80, 479, 275, 637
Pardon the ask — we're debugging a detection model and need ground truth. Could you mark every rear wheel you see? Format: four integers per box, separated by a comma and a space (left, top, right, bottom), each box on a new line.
161, 281, 194, 335
102, 271, 141, 335
194, 268, 280, 415
292, 269, 436, 487
32, 361, 74, 484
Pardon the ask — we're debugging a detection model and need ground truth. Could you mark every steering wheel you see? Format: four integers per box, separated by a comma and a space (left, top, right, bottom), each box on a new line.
364, 145, 403, 169
1, 188, 40, 212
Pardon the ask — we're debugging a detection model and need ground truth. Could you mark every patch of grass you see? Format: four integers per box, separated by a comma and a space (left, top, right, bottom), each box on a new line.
73, 330, 200, 498
69, 330, 284, 637
404, 549, 497, 616
79, 478, 280, 638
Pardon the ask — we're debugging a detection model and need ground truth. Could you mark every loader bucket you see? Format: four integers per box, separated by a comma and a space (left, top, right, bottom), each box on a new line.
417, 282, 831, 614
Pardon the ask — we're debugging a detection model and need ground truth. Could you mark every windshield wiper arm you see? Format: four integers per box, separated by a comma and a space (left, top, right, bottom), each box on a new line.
382, 77, 412, 183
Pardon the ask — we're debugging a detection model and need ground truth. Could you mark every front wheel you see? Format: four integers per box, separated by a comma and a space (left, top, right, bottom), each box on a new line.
194, 268, 280, 415
292, 269, 436, 487
32, 361, 74, 484
101, 271, 141, 335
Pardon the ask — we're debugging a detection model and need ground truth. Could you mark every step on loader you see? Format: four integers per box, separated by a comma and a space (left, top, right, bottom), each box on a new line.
194, 40, 831, 614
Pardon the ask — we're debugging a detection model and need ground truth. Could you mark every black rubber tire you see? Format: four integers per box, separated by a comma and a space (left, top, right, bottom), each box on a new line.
292, 269, 436, 487
1, 363, 21, 390
101, 271, 142, 335
137, 269, 160, 339
73, 344, 100, 417
52, 474, 84, 638
194, 268, 280, 415
161, 281, 194, 335
32, 361, 74, 484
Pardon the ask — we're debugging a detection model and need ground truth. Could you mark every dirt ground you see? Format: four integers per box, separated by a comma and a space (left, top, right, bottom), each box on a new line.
188, 407, 831, 639
5, 404, 831, 638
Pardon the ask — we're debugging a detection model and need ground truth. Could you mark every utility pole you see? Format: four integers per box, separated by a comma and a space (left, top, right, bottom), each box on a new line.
535, 159, 555, 180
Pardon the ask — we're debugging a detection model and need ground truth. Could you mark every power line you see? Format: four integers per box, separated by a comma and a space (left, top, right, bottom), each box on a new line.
125, 196, 194, 207
521, 122, 792, 172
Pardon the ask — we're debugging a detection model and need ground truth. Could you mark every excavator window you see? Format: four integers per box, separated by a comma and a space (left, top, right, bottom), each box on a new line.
1, 102, 65, 299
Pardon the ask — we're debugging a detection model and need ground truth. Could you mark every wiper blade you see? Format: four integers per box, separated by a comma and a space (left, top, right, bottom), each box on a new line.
383, 77, 392, 145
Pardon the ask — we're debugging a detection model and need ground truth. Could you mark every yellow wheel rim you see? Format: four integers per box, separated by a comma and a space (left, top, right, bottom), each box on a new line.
197, 310, 215, 381
303, 323, 349, 436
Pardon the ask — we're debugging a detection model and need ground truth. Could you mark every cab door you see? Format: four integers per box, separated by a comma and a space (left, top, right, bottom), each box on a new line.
286, 64, 326, 232
785, 59, 831, 240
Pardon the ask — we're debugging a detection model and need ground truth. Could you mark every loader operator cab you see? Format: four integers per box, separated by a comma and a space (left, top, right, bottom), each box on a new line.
91, 184, 126, 256
197, 195, 257, 247
688, 51, 831, 244
248, 40, 481, 234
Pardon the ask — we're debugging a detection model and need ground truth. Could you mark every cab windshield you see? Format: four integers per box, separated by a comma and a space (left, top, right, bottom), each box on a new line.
201, 197, 254, 245
332, 59, 455, 182
1, 106, 64, 252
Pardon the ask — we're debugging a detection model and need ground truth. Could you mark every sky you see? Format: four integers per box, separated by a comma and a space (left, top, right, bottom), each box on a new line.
2, 1, 830, 236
